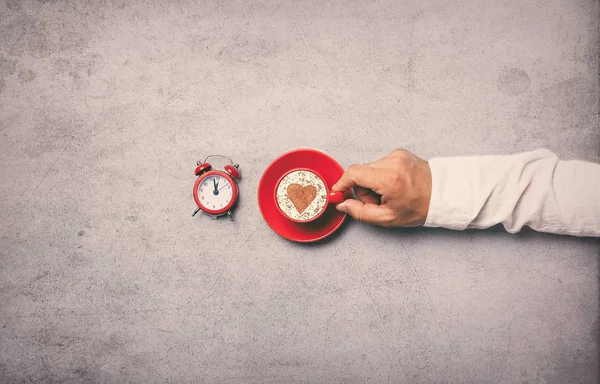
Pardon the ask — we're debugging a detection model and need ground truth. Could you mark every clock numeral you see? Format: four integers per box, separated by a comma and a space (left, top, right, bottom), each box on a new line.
213, 205, 215, 208
201, 196, 204, 200
204, 182, 208, 186
227, 185, 230, 189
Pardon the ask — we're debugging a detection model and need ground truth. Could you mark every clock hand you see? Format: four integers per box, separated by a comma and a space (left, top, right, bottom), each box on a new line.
218, 183, 230, 192
213, 179, 219, 195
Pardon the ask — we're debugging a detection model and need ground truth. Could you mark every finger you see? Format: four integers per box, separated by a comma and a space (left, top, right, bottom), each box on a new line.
353, 186, 380, 204
336, 199, 394, 226
331, 164, 381, 192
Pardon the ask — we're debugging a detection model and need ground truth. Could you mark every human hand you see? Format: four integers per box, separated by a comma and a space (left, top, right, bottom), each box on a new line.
331, 149, 432, 227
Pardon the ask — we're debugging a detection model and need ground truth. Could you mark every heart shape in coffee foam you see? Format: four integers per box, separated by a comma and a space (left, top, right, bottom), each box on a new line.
287, 184, 317, 214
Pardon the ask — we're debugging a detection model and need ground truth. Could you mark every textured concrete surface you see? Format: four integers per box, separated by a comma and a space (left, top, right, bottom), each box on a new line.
1, 0, 598, 383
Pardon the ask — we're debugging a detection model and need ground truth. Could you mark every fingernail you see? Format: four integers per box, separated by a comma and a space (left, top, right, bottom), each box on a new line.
336, 202, 347, 213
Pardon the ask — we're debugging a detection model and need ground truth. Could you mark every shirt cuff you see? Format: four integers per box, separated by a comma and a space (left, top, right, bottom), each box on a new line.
424, 157, 474, 230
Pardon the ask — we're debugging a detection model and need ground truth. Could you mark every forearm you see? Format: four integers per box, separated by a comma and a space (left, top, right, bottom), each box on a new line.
424, 149, 600, 237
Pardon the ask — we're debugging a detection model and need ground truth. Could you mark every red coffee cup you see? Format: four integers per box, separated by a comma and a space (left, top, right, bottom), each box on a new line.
274, 168, 344, 223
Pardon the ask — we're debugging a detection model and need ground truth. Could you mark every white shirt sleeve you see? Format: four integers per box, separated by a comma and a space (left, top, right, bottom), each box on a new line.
424, 149, 600, 237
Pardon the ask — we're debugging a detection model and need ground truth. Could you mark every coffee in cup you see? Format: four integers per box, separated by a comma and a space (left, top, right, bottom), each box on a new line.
275, 169, 344, 222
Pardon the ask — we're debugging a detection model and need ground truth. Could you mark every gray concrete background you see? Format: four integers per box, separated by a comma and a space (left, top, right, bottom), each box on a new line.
1, 0, 598, 383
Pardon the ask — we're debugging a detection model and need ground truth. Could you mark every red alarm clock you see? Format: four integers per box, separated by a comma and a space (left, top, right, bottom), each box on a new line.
192, 155, 241, 221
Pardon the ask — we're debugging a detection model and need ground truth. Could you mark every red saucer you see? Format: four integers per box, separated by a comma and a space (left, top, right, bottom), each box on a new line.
258, 148, 348, 242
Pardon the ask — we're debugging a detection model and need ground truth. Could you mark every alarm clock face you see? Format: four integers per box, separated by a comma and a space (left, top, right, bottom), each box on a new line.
196, 172, 236, 214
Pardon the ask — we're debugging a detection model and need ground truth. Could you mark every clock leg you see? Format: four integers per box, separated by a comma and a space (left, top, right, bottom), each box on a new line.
192, 207, 201, 217
227, 210, 234, 221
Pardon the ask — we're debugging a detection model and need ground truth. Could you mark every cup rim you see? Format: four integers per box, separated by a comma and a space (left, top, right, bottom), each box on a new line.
274, 168, 330, 223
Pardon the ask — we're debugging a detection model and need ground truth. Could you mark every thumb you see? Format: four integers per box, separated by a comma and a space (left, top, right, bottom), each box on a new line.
336, 199, 392, 225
